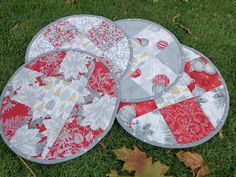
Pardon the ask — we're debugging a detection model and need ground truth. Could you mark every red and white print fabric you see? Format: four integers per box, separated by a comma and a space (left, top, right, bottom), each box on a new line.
0, 50, 118, 164
25, 15, 131, 79
117, 46, 228, 148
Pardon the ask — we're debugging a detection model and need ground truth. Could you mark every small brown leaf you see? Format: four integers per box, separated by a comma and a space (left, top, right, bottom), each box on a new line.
99, 141, 107, 149
165, 148, 172, 154
196, 164, 210, 177
177, 150, 203, 170
177, 150, 210, 177
219, 129, 224, 140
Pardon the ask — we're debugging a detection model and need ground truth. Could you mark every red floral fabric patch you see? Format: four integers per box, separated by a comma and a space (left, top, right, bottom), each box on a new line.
119, 100, 157, 118
160, 98, 215, 144
1, 97, 31, 140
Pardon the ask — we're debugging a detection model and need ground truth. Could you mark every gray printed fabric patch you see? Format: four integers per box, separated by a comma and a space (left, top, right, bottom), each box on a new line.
116, 45, 229, 148
25, 15, 132, 79
115, 19, 183, 102
0, 49, 120, 164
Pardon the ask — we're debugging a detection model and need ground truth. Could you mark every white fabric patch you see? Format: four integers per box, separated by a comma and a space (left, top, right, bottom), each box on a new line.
135, 25, 174, 56
131, 56, 177, 95
198, 85, 225, 128
27, 34, 54, 60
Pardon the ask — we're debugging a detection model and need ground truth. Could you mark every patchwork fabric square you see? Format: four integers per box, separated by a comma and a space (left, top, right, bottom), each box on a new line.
43, 20, 78, 48
130, 56, 177, 96
135, 26, 174, 56
184, 57, 222, 94
88, 21, 124, 51
159, 98, 215, 144
155, 75, 193, 109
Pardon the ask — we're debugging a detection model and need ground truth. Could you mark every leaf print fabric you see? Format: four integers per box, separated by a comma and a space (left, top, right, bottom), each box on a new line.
0, 49, 118, 164
10, 125, 41, 156
58, 50, 88, 80
81, 95, 117, 130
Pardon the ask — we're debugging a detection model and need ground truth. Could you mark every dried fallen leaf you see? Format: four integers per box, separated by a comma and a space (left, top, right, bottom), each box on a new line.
65, 0, 79, 4
165, 148, 172, 154
99, 141, 107, 149
219, 129, 224, 140
112, 146, 171, 177
177, 150, 210, 177
135, 158, 170, 177
196, 164, 210, 177
106, 170, 131, 177
114, 146, 148, 172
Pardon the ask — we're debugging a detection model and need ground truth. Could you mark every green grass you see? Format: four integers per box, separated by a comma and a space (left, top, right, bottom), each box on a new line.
0, 0, 236, 176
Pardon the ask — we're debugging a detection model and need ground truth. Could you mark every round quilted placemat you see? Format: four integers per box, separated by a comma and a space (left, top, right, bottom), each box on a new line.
0, 49, 120, 164
25, 14, 132, 79
116, 45, 229, 148
115, 19, 183, 102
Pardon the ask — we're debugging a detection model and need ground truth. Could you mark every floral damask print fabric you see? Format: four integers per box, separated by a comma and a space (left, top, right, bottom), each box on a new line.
0, 50, 118, 163
116, 46, 229, 148
26, 15, 131, 79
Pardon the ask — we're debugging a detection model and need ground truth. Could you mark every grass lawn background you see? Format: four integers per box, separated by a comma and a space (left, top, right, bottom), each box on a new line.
0, 0, 236, 176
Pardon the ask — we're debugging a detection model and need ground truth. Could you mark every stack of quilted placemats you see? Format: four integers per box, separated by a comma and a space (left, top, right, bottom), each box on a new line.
0, 15, 229, 164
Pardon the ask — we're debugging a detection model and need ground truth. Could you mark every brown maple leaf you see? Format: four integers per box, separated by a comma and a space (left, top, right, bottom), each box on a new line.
113, 146, 148, 173
112, 146, 171, 177
106, 170, 131, 177
177, 150, 210, 177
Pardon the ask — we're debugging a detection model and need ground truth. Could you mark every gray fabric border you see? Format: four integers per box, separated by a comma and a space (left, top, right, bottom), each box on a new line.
0, 49, 121, 164
24, 14, 133, 82
115, 18, 185, 103
116, 44, 230, 149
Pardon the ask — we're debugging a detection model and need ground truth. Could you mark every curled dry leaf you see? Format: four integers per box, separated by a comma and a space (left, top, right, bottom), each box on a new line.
177, 150, 210, 177
111, 146, 171, 177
